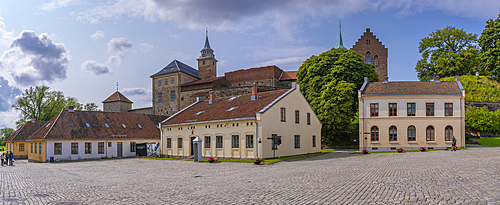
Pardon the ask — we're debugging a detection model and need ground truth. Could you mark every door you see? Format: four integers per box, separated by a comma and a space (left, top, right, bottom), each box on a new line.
117, 142, 123, 157
190, 137, 196, 155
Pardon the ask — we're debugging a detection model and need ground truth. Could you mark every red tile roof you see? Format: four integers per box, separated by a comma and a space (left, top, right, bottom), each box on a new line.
280, 71, 297, 81
162, 89, 290, 126
102, 91, 133, 103
362, 81, 461, 95
5, 121, 48, 142
26, 110, 166, 141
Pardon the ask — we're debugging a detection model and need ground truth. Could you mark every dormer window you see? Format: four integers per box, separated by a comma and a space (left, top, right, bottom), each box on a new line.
137, 124, 142, 129
46, 122, 51, 127
227, 107, 238, 111
195, 111, 205, 115
105, 124, 109, 128
85, 123, 90, 127
122, 124, 126, 128
227, 96, 240, 101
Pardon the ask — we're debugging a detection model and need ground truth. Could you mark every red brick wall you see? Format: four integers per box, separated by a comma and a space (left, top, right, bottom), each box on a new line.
224, 66, 283, 84
351, 28, 388, 82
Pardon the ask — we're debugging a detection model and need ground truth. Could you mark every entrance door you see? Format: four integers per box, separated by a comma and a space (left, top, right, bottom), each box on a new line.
190, 137, 196, 155
117, 142, 123, 157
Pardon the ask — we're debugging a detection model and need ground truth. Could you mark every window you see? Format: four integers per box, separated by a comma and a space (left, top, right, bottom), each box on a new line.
203, 60, 205, 65
426, 126, 435, 141
108, 142, 112, 147
389, 126, 397, 141
54, 143, 62, 155
158, 92, 163, 103
85, 123, 90, 127
195, 111, 204, 115
19, 143, 24, 152
294, 135, 300, 148
204, 137, 211, 148
280, 108, 286, 122
370, 103, 379, 117
31, 143, 33, 153
366, 52, 371, 63
34, 143, 37, 154
227, 107, 238, 111
158, 79, 161, 86
312, 135, 316, 147
130, 142, 136, 152
307, 113, 311, 125
105, 124, 109, 128
164, 78, 168, 85
216, 136, 223, 148
374, 55, 378, 67
246, 135, 254, 148
389, 103, 397, 116
227, 96, 240, 101
445, 126, 453, 141
137, 124, 142, 129
178, 138, 183, 148
170, 90, 176, 101
371, 126, 379, 141
426, 103, 435, 116
85, 142, 92, 154
171, 77, 175, 84
408, 126, 416, 141
122, 124, 127, 128
407, 103, 416, 116
232, 135, 239, 148
39, 143, 42, 154
98, 142, 104, 154
71, 143, 78, 154
295, 110, 300, 123
167, 138, 171, 148
445, 103, 453, 116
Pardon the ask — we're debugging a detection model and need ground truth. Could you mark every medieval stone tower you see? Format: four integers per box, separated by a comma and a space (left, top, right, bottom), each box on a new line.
102, 91, 133, 112
197, 32, 218, 79
351, 28, 388, 82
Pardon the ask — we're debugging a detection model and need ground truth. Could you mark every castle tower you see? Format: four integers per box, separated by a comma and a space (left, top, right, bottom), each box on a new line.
102, 91, 133, 112
197, 31, 218, 79
351, 28, 388, 82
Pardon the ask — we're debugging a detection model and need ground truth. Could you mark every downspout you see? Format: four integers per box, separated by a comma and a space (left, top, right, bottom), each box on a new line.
361, 95, 364, 151
254, 118, 258, 159
106, 140, 108, 158
461, 92, 464, 148
160, 122, 163, 157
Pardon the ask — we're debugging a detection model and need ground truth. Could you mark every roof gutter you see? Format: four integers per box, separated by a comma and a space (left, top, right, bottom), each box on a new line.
162, 117, 256, 127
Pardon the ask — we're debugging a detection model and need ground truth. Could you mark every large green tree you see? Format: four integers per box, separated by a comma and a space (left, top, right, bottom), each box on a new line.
0, 127, 15, 146
415, 26, 479, 81
478, 14, 500, 80
13, 86, 99, 128
297, 48, 378, 146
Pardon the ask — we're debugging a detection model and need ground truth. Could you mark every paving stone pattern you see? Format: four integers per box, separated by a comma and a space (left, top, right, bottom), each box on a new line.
1, 148, 500, 204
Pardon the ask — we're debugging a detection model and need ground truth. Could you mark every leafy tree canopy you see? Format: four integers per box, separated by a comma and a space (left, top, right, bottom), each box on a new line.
478, 14, 500, 80
416, 26, 479, 81
0, 127, 15, 146
12, 85, 99, 128
297, 48, 378, 146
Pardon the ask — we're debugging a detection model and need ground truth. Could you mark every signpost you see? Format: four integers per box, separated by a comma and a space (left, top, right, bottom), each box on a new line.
267, 135, 281, 159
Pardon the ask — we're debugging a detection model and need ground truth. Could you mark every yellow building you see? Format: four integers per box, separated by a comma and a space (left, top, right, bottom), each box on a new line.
358, 76, 466, 151
4, 120, 47, 159
160, 83, 321, 159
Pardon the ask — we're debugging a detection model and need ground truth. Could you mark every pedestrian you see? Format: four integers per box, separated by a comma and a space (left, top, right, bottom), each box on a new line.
1, 152, 4, 166
9, 151, 14, 166
452, 136, 457, 151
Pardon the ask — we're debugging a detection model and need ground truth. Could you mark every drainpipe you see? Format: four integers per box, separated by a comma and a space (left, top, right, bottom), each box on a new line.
461, 93, 464, 148
361, 95, 365, 151
106, 140, 108, 158
254, 118, 258, 159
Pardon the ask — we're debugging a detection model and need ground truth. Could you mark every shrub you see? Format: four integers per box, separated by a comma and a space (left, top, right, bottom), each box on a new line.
419, 147, 426, 152
397, 148, 404, 153
362, 149, 369, 154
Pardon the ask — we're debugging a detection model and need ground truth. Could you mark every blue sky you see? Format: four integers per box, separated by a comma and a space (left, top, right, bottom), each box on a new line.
0, 0, 499, 128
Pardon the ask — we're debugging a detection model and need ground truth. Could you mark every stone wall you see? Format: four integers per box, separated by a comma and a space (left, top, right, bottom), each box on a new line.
466, 101, 500, 112
224, 66, 282, 84
128, 107, 153, 115
152, 72, 198, 116
103, 101, 132, 112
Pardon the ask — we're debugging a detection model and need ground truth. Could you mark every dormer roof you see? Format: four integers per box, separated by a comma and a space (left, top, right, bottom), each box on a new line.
102, 91, 133, 103
150, 59, 199, 79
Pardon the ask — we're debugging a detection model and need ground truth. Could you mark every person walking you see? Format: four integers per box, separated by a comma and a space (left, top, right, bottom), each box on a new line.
452, 136, 457, 151
9, 151, 14, 166
1, 152, 4, 166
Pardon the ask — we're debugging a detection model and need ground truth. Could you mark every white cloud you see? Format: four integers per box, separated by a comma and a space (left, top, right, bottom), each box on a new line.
139, 43, 154, 53
121, 87, 151, 107
121, 87, 150, 96
81, 60, 111, 75
0, 108, 20, 129
257, 56, 309, 70
90, 30, 105, 41
0, 13, 15, 47
0, 30, 70, 87
107, 37, 132, 52
39, 0, 77, 12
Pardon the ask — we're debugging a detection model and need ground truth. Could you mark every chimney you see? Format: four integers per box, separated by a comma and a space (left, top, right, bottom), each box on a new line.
209, 92, 216, 104
383, 76, 389, 83
435, 76, 441, 83
68, 105, 75, 113
31, 119, 36, 123
251, 83, 259, 101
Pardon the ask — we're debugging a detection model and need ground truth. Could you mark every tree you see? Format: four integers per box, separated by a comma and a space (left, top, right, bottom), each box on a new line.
415, 26, 479, 81
0, 127, 15, 146
84, 103, 99, 111
478, 14, 500, 80
297, 48, 378, 146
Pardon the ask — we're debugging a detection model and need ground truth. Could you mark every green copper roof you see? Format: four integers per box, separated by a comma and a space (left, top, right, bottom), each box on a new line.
337, 30, 345, 49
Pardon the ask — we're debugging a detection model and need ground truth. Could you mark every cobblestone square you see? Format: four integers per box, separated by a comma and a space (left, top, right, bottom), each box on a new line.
1, 147, 500, 204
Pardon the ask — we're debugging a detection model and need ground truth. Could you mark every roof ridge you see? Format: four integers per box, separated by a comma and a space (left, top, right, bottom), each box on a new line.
42, 110, 64, 140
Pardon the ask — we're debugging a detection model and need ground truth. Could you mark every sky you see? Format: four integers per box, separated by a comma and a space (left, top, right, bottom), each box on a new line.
0, 0, 499, 128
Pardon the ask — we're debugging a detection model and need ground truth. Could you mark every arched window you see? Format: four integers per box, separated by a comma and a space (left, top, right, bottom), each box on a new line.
408, 126, 416, 141
374, 55, 378, 67
366, 52, 371, 63
389, 126, 397, 141
371, 126, 379, 141
426, 126, 435, 141
158, 92, 163, 103
170, 90, 176, 101
445, 126, 453, 141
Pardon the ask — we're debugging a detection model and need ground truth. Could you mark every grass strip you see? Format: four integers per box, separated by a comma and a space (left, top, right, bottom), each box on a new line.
351, 147, 468, 154
474, 137, 500, 147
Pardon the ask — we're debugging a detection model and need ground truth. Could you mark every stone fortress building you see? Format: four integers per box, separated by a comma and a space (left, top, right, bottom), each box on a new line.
102, 28, 388, 116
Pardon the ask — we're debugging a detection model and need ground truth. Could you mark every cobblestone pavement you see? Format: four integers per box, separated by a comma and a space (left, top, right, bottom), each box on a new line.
1, 147, 500, 204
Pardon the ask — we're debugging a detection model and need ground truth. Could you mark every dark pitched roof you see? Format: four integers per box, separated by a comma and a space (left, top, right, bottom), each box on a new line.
202, 34, 213, 51
150, 60, 199, 79
102, 91, 133, 103
162, 89, 289, 126
362, 81, 461, 95
280, 71, 297, 81
5, 121, 47, 142
26, 110, 167, 141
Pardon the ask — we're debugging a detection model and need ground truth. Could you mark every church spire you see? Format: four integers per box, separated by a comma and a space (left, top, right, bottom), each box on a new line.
203, 28, 213, 51
337, 21, 346, 49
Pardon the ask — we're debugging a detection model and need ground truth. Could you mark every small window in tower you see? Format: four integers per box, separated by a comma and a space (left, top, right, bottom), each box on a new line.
366, 52, 371, 64
213, 62, 214, 65
374, 55, 379, 67
203, 60, 205, 65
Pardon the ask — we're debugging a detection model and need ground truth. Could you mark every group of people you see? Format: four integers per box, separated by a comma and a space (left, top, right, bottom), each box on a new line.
1, 151, 14, 166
